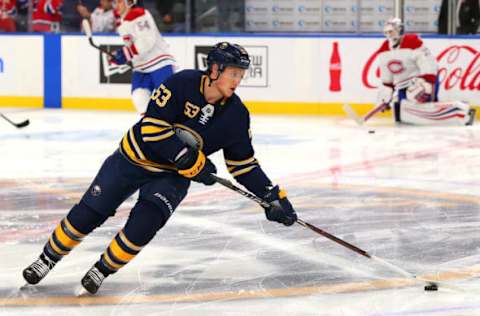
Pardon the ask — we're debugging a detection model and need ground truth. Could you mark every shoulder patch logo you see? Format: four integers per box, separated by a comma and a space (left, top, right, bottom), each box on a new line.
199, 104, 215, 125
91, 184, 102, 197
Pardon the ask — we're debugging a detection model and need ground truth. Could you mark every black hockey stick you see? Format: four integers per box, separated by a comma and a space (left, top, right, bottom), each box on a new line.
82, 18, 115, 58
1, 113, 30, 128
82, 19, 132, 68
210, 174, 462, 291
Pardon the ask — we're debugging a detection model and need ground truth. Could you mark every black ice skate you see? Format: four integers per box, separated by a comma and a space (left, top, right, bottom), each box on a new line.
81, 265, 107, 294
23, 254, 56, 285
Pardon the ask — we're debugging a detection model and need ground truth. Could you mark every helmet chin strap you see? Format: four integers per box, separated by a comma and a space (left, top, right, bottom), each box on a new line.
208, 65, 224, 87
389, 35, 401, 48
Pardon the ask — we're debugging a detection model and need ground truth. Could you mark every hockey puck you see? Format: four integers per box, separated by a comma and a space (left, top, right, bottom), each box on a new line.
424, 283, 438, 291
368, 130, 375, 134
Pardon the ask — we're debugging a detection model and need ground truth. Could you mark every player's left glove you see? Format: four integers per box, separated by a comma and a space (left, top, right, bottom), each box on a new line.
109, 47, 132, 65
262, 186, 297, 226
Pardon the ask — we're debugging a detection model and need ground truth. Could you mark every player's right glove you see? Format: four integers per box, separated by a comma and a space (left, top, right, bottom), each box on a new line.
109, 47, 132, 65
174, 147, 216, 185
262, 186, 297, 226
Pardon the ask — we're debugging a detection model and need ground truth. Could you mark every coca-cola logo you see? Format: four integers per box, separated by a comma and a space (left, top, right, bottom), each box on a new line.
362, 44, 480, 91
437, 45, 480, 91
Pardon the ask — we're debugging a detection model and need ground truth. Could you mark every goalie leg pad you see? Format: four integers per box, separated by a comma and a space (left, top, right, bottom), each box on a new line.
399, 100, 470, 126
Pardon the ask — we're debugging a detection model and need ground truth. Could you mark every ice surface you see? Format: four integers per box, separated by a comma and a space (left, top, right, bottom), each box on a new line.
1, 108, 480, 316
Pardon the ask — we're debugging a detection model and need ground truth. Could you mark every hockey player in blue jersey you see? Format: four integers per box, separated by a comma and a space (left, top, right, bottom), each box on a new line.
22, 42, 297, 294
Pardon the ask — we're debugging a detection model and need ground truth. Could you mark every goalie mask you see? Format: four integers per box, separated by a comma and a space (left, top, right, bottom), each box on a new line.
207, 42, 250, 75
383, 17, 403, 47
123, 0, 137, 7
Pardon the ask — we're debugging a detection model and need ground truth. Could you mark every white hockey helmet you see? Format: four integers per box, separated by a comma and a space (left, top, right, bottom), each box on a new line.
383, 17, 403, 46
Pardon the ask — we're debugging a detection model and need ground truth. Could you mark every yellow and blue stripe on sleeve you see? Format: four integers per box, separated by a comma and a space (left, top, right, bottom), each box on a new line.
225, 157, 259, 177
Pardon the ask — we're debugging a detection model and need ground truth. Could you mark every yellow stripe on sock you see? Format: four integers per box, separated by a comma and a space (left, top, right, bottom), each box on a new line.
102, 251, 123, 270
119, 230, 143, 252
109, 239, 136, 262
54, 225, 81, 248
64, 218, 86, 238
48, 236, 69, 256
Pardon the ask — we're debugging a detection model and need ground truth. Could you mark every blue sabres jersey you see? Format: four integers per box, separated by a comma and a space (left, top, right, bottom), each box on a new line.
119, 70, 271, 196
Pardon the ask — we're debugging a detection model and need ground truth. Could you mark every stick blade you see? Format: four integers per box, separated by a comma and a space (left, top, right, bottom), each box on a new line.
16, 119, 30, 128
343, 103, 364, 126
82, 18, 92, 38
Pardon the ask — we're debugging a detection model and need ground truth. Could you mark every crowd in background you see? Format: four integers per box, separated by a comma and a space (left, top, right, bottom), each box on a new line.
0, 0, 478, 34
0, 0, 186, 33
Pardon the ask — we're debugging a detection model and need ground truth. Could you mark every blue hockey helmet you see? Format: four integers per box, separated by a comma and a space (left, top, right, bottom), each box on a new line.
206, 42, 250, 74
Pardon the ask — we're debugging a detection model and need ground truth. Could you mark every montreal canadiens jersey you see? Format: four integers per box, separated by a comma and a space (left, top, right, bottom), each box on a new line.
119, 70, 272, 197
378, 34, 437, 89
90, 7, 115, 32
32, 0, 63, 32
0, 0, 16, 18
117, 7, 175, 73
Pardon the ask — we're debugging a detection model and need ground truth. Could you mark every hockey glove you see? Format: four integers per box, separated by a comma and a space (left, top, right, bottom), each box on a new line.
175, 147, 216, 185
262, 186, 297, 226
407, 77, 433, 103
109, 47, 131, 65
376, 85, 393, 112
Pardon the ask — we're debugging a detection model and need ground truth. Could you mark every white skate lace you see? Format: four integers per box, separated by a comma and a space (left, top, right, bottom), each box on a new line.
88, 267, 105, 285
30, 258, 54, 277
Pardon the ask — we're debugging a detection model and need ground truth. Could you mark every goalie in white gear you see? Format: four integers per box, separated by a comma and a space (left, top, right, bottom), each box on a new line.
109, 0, 176, 114
376, 17, 476, 126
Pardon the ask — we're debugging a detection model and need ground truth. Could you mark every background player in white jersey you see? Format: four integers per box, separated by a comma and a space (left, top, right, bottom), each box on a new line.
376, 17, 476, 126
110, 0, 176, 114
77, 0, 116, 33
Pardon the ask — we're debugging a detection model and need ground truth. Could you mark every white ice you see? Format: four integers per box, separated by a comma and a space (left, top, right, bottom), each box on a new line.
1, 108, 480, 316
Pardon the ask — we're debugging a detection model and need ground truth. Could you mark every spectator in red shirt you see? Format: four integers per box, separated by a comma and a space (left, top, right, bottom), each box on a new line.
32, 0, 64, 32
0, 0, 16, 32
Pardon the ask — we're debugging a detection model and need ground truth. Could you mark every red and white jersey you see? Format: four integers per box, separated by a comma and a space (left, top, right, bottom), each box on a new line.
90, 7, 115, 32
117, 7, 175, 73
378, 34, 437, 89
0, 0, 16, 19
32, 0, 63, 32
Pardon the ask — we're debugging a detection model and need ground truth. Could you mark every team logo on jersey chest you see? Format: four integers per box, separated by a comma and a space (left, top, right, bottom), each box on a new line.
387, 60, 405, 74
199, 104, 215, 125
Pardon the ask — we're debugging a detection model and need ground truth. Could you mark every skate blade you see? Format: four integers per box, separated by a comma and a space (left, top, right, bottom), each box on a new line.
76, 287, 91, 297
19, 283, 32, 290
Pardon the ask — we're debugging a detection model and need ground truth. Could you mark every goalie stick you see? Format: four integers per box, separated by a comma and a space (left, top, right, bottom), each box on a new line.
343, 103, 388, 126
211, 173, 464, 292
1, 113, 30, 128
